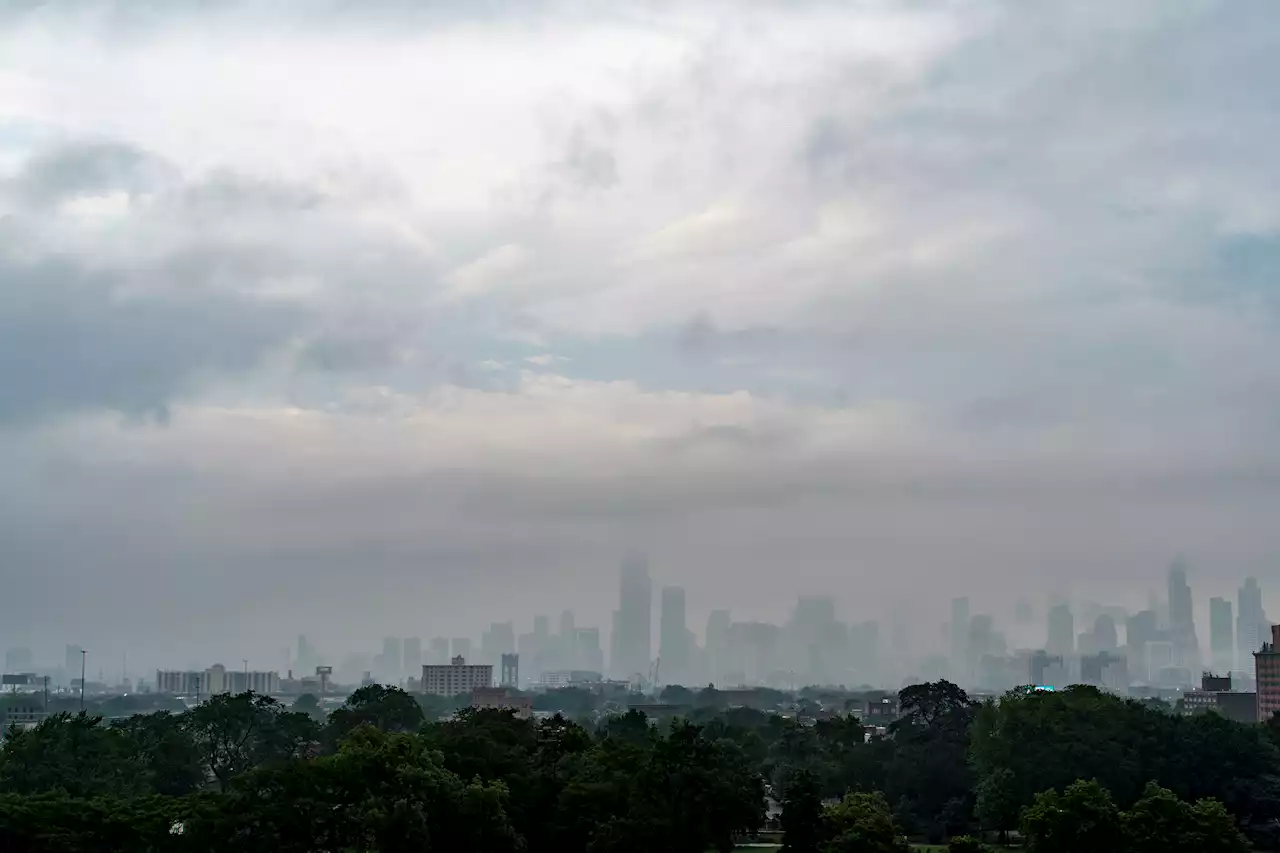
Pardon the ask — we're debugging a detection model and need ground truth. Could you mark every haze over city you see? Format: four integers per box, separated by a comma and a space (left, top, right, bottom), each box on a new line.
3, 0, 1280, 679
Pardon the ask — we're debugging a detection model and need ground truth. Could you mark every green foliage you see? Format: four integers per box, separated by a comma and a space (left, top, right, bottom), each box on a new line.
0, 792, 201, 853
885, 682, 976, 841
0, 713, 149, 798
290, 692, 324, 722
185, 692, 320, 788
972, 685, 1280, 844
532, 685, 600, 717
0, 681, 1268, 850
112, 711, 205, 796
1122, 782, 1250, 853
820, 791, 909, 853
780, 768, 824, 853
1020, 779, 1126, 853
324, 684, 424, 741
974, 766, 1018, 841
199, 726, 521, 853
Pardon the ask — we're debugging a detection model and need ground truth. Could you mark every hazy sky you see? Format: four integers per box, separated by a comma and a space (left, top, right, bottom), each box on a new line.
2, 0, 1279, 673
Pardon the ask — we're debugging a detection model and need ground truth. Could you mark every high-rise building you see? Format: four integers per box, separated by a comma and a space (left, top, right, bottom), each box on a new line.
500, 653, 519, 688
421, 656, 492, 696
1239, 578, 1270, 665
558, 611, 577, 669
1253, 624, 1280, 722
429, 637, 450, 665
610, 555, 652, 680
1092, 615, 1118, 652
705, 610, 731, 686
1126, 609, 1158, 681
950, 597, 970, 680
1168, 560, 1199, 669
381, 637, 402, 677
403, 637, 422, 677
481, 622, 516, 666
659, 585, 690, 685
575, 628, 604, 675
1046, 603, 1074, 657
1209, 597, 1233, 673
297, 635, 317, 674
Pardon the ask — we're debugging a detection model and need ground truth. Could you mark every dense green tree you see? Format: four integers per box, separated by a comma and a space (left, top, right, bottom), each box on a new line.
1020, 779, 1124, 853
821, 791, 909, 853
113, 711, 205, 795
1123, 782, 1249, 853
947, 836, 986, 853
325, 684, 423, 740
532, 686, 599, 717
193, 726, 519, 853
896, 681, 974, 728
971, 683, 1280, 840
0, 713, 148, 798
974, 766, 1018, 843
185, 692, 319, 788
780, 767, 825, 853
0, 792, 201, 853
886, 682, 976, 841
290, 693, 325, 722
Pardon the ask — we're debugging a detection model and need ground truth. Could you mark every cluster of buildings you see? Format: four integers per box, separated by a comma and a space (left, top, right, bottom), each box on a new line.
7, 557, 1280, 726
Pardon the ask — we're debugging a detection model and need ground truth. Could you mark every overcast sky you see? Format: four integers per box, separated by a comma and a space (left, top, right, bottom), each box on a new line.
2, 0, 1279, 674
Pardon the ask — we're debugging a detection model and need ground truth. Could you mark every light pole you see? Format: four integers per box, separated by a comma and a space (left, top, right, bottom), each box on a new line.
79, 649, 87, 712
243, 659, 249, 693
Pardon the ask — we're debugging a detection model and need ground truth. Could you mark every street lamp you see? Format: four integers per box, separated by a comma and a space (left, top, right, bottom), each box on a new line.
79, 649, 87, 712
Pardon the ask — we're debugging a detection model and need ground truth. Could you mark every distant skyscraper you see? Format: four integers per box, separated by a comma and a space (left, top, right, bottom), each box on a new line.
1209, 597, 1233, 673
705, 610, 731, 686
950, 597, 970, 680
659, 585, 690, 685
558, 611, 577, 669
403, 637, 422, 677
500, 653, 519, 687
1126, 609, 1158, 682
481, 622, 516, 666
1092, 615, 1118, 652
1168, 560, 1199, 669
296, 635, 317, 674
610, 555, 652, 680
1239, 577, 1270, 664
429, 637, 449, 665
1046, 603, 1074, 657
575, 627, 604, 675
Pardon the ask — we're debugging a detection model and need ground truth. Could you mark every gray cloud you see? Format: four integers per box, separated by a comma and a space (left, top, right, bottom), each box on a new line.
7, 140, 178, 205
0, 259, 303, 423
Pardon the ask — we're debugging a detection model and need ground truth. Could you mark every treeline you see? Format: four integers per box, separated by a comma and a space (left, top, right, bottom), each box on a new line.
1, 682, 1279, 851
